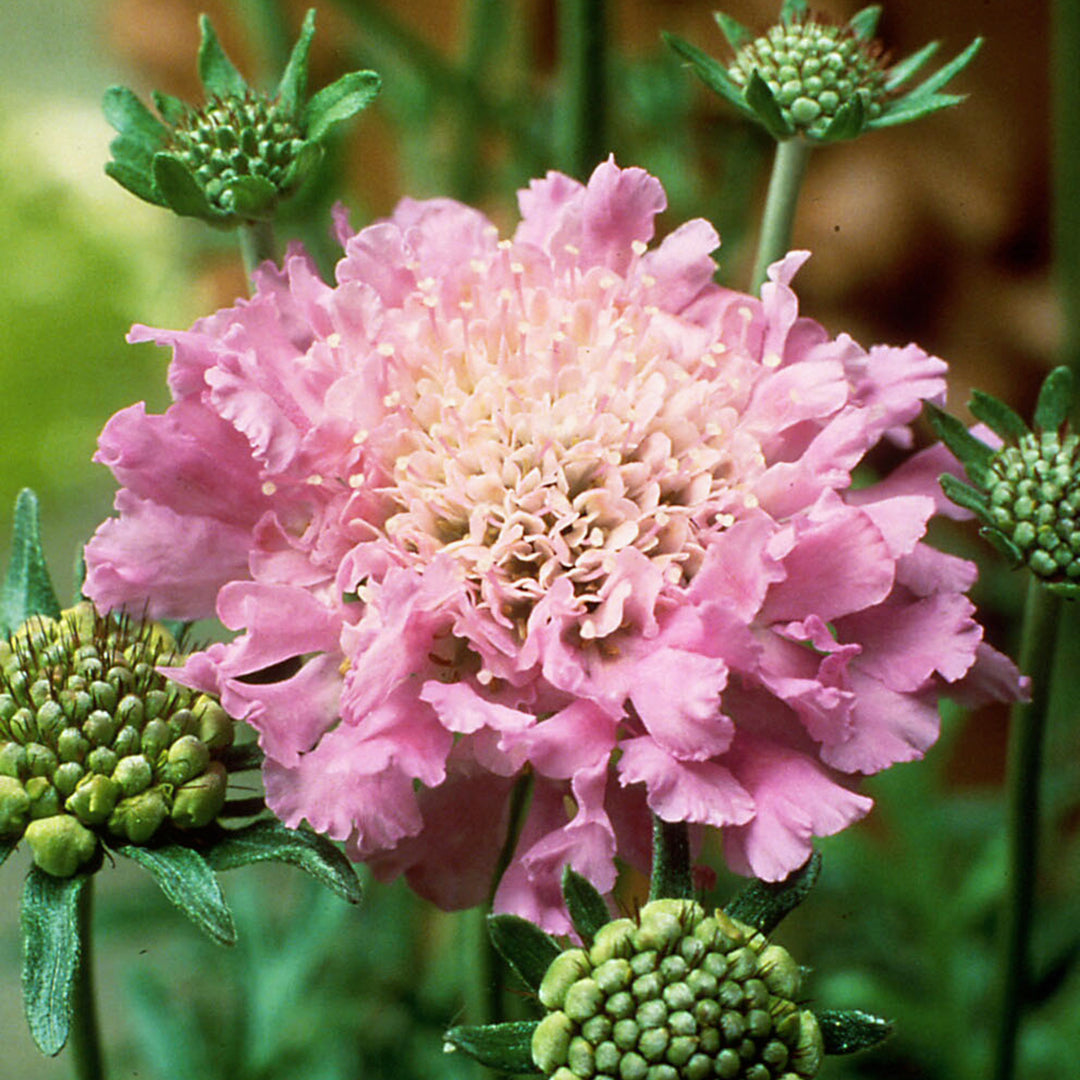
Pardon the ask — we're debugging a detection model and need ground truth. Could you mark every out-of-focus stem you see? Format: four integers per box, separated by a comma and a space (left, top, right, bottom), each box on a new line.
749, 137, 811, 292
992, 579, 1061, 1080
556, 0, 608, 180
239, 221, 279, 290
70, 879, 104, 1080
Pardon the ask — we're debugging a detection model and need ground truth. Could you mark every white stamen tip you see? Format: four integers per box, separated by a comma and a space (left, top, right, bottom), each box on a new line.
261, 481, 277, 496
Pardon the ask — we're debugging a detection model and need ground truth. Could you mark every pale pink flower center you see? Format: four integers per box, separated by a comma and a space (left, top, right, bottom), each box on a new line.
366, 246, 764, 637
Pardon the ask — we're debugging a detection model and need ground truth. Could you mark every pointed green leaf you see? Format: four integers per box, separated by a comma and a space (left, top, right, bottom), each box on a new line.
816, 1008, 893, 1054
102, 85, 170, 144
21, 867, 90, 1055
220, 175, 279, 219
276, 8, 317, 114
725, 851, 821, 934
969, 390, 1029, 443
780, 0, 809, 26
662, 32, 750, 114
151, 89, 190, 127
105, 161, 164, 209
978, 526, 1024, 565
561, 866, 610, 946
197, 15, 247, 98
203, 819, 362, 905
870, 92, 968, 129
745, 70, 795, 140
106, 130, 162, 181
820, 93, 866, 142
280, 139, 324, 192
117, 843, 236, 945
302, 70, 382, 142
2, 490, 61, 637
714, 11, 753, 51
849, 6, 883, 41
923, 403, 995, 485
443, 1021, 540, 1073
939, 473, 991, 516
153, 154, 219, 220
1, 834, 17, 868
909, 37, 982, 98
885, 41, 940, 91
1033, 366, 1075, 432
487, 913, 561, 992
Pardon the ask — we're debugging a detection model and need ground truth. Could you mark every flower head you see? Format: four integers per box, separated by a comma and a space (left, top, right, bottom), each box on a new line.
0, 602, 234, 876
103, 9, 380, 226
665, 1, 982, 143
85, 160, 1023, 930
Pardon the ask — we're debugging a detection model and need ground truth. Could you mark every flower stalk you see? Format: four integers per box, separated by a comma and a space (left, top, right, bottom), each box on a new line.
556, 0, 609, 179
993, 580, 1063, 1080
750, 136, 811, 291
69, 879, 104, 1080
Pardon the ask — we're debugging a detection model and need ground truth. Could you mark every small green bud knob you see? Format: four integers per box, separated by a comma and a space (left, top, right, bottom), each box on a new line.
0, 775, 31, 833
108, 787, 171, 844
65, 774, 123, 826
24, 814, 98, 877
171, 761, 227, 829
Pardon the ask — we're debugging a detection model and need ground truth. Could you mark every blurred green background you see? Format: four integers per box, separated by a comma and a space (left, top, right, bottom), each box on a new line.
1, 1, 1077, 1078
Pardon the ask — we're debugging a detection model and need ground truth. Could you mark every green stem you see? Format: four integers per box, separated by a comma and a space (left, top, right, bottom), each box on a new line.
648, 815, 693, 901
992, 578, 1062, 1080
238, 220, 279, 289
556, 0, 609, 180
451, 0, 506, 201
69, 878, 104, 1080
749, 137, 812, 292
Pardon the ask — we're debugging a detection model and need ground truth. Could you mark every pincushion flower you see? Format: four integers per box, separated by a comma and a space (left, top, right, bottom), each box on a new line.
85, 159, 1024, 932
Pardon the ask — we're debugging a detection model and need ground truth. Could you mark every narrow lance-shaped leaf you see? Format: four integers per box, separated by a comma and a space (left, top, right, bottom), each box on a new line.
745, 70, 795, 140
725, 850, 821, 934
906, 37, 982, 99
487, 913, 561, 992
939, 473, 991, 516
815, 1008, 894, 1054
662, 32, 748, 113
978, 526, 1024, 565
2, 489, 61, 637
968, 390, 1029, 443
820, 93, 866, 142
443, 1020, 540, 1073
21, 868, 91, 1056
153, 154, 219, 220
561, 865, 610, 946
204, 818, 362, 905
303, 70, 382, 142
117, 843, 236, 945
848, 5, 883, 41
1033, 366, 1075, 432
714, 11, 753, 51
923, 403, 996, 485
276, 8, 317, 114
197, 15, 247, 98
885, 41, 940, 91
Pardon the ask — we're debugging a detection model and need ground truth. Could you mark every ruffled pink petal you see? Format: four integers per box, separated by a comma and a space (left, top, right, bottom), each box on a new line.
505, 699, 617, 779
617, 736, 755, 828
723, 733, 873, 879
418, 680, 535, 735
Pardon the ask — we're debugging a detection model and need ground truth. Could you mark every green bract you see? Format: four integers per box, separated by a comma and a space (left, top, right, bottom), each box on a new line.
926, 367, 1080, 598
664, 1, 981, 143
102, 9, 380, 226
445, 861, 892, 1080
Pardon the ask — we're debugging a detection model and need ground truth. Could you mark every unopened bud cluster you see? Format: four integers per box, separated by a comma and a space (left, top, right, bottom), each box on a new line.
170, 94, 306, 214
729, 20, 886, 137
986, 431, 1080, 582
0, 603, 234, 876
531, 899, 822, 1080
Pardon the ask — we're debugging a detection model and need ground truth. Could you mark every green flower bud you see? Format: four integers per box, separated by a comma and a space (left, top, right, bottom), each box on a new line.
0, 602, 238, 862
108, 787, 171, 844
0, 775, 31, 833
65, 774, 123, 826
171, 760, 227, 829
531, 900, 822, 1080
24, 814, 98, 876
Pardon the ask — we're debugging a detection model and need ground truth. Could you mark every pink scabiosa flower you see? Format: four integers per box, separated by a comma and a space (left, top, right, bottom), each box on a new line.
85, 159, 1024, 932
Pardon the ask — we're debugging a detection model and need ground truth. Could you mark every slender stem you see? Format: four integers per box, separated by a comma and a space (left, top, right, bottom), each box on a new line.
451, 0, 506, 201
749, 137, 812, 292
556, 0, 609, 180
238, 221, 279, 290
992, 579, 1062, 1080
648, 815, 693, 901
69, 878, 104, 1080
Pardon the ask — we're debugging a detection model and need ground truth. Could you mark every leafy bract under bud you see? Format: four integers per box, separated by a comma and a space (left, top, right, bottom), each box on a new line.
0, 603, 236, 875
531, 899, 823, 1080
927, 366, 1080, 598
102, 8, 380, 226
665, 2, 981, 143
